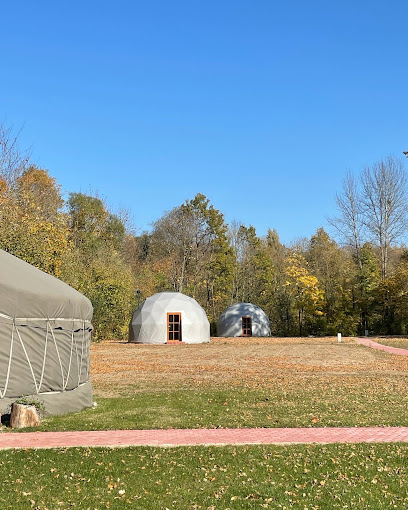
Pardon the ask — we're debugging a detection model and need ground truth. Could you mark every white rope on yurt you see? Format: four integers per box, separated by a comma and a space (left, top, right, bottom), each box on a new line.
33, 381, 89, 395
80, 325, 85, 382
85, 321, 91, 380
49, 326, 66, 390
0, 320, 15, 399
38, 320, 50, 393
74, 326, 81, 383
15, 324, 40, 394
0, 312, 92, 324
63, 326, 75, 391
0, 314, 91, 399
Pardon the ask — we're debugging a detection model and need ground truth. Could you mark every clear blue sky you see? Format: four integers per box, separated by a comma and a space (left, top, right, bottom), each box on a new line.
1, 1, 407, 244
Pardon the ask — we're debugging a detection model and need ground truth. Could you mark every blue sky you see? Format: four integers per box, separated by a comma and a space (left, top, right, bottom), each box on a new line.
1, 1, 407, 244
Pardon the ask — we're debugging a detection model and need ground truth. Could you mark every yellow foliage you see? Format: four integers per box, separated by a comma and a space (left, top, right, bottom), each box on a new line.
285, 252, 324, 315
0, 168, 69, 277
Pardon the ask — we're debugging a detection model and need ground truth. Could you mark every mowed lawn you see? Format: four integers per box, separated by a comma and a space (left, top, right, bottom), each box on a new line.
1, 443, 408, 509
32, 336, 408, 431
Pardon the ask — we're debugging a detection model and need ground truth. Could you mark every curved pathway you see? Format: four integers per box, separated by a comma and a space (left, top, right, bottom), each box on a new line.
356, 337, 408, 355
1, 427, 408, 449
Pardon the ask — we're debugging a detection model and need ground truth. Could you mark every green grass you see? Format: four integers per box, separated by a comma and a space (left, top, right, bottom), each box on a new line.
375, 338, 408, 350
12, 375, 408, 432
0, 443, 407, 509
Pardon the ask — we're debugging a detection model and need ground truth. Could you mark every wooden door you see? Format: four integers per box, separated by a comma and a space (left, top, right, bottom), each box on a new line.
167, 313, 182, 342
242, 316, 252, 336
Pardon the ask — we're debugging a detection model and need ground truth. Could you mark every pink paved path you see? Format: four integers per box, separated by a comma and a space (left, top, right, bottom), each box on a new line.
356, 337, 408, 355
1, 427, 408, 449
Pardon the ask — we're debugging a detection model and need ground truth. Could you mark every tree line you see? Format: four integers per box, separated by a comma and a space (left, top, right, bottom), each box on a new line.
1, 123, 408, 338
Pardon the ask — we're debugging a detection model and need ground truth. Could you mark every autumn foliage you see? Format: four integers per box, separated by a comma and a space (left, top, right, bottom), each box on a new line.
2, 124, 408, 338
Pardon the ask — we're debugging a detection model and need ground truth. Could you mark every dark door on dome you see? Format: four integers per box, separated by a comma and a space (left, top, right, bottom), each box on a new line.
167, 313, 182, 342
242, 316, 252, 336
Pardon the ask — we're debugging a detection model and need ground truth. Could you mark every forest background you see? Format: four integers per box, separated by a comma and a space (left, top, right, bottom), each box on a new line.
1, 123, 408, 340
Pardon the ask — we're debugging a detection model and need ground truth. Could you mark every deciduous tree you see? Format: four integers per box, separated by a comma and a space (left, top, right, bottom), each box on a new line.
361, 156, 408, 280
285, 251, 324, 335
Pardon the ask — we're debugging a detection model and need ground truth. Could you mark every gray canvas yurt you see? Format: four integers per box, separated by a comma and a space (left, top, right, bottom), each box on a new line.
0, 249, 93, 415
218, 303, 270, 337
129, 292, 210, 344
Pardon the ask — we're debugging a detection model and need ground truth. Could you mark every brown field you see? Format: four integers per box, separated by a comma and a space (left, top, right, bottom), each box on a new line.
91, 336, 408, 397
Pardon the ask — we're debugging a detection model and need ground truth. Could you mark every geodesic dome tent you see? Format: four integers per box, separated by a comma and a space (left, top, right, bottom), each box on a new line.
218, 302, 271, 337
0, 249, 93, 415
129, 292, 210, 344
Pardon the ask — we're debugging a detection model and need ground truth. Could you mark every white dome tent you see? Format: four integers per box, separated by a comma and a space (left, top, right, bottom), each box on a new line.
129, 292, 210, 344
218, 303, 270, 337
0, 249, 93, 415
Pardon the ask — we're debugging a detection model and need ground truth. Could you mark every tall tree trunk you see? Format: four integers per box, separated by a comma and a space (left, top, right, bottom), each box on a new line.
178, 252, 187, 292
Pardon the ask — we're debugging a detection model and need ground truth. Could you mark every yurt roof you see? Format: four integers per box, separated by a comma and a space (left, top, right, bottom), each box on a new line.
0, 249, 92, 321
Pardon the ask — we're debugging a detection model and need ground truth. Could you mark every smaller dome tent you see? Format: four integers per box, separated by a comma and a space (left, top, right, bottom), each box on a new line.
129, 292, 210, 344
218, 303, 270, 337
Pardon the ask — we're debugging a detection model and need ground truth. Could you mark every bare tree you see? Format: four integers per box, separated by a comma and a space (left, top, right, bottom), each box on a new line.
328, 171, 364, 267
361, 156, 408, 279
227, 220, 243, 302
0, 122, 31, 185
227, 221, 255, 303
150, 205, 195, 292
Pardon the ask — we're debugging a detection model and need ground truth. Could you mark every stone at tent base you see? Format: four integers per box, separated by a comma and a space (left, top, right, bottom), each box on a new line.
10, 403, 41, 428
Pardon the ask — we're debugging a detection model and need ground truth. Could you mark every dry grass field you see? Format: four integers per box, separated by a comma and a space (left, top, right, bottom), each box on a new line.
91, 336, 408, 396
